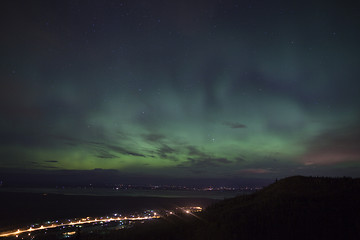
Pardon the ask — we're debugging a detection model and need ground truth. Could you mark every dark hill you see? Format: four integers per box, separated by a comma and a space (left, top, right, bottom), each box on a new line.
197, 176, 360, 240
93, 176, 360, 240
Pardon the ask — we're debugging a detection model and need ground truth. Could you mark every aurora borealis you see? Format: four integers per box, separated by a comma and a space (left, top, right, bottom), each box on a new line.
1, 0, 360, 185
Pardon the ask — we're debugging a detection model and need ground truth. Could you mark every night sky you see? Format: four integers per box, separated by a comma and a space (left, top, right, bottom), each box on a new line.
1, 0, 360, 185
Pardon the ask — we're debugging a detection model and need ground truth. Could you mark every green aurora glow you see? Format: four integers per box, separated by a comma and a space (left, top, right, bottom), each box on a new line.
1, 0, 360, 183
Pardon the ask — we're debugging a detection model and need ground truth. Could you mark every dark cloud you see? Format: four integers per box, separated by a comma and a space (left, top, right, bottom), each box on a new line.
185, 146, 232, 167
302, 124, 360, 165
187, 158, 217, 168
115, 131, 131, 141
95, 150, 118, 159
142, 133, 166, 143
216, 158, 232, 164
152, 144, 179, 162
187, 157, 232, 168
157, 144, 175, 157
187, 146, 208, 158
45, 160, 58, 163
51, 134, 145, 158
224, 122, 247, 129
107, 145, 145, 157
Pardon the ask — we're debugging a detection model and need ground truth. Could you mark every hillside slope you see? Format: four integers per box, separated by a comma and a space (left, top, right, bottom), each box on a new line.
197, 176, 360, 240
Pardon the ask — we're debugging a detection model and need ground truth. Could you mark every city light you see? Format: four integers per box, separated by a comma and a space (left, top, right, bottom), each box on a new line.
0, 214, 160, 237
0, 206, 202, 238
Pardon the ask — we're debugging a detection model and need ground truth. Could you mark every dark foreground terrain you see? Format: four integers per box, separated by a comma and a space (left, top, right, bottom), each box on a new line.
79, 176, 360, 240
2, 176, 360, 240
0, 192, 216, 231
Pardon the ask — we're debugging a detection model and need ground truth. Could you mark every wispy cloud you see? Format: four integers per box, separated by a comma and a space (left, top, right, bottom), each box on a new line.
107, 145, 145, 157
186, 157, 232, 168
142, 133, 166, 143
156, 144, 176, 159
187, 145, 208, 158
223, 121, 247, 129
95, 150, 118, 159
51, 134, 146, 158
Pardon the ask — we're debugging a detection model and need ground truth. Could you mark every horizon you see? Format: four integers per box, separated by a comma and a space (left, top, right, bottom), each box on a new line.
0, 167, 273, 187
0, 171, 357, 188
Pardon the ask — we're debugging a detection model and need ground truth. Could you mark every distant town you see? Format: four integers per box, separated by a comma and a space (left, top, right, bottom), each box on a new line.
0, 181, 264, 192
0, 207, 202, 239
110, 184, 263, 192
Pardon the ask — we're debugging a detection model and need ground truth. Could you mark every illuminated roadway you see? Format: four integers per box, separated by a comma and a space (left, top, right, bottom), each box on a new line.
0, 215, 160, 237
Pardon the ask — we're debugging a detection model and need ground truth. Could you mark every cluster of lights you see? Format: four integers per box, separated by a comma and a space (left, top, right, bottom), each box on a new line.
0, 213, 159, 237
0, 207, 202, 238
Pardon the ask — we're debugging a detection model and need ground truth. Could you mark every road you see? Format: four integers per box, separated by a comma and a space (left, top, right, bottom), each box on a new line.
0, 215, 160, 237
